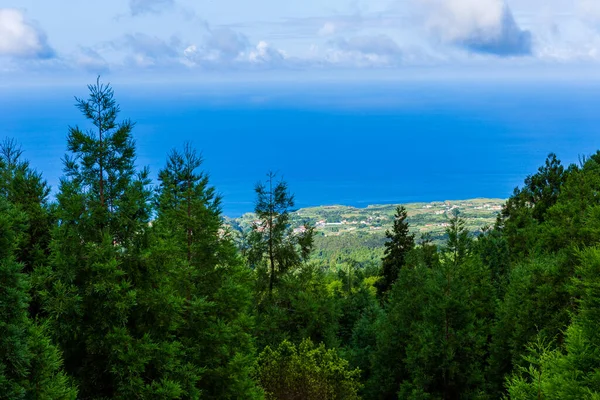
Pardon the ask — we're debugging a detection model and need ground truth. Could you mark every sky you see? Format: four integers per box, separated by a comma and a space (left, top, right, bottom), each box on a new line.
2, 0, 600, 84
3, 1, 600, 214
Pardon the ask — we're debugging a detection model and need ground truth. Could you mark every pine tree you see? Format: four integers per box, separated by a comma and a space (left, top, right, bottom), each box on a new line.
153, 144, 261, 399
0, 138, 52, 273
37, 78, 187, 398
522, 153, 568, 223
369, 212, 495, 399
248, 172, 314, 295
506, 247, 600, 399
376, 205, 414, 297
0, 199, 33, 399
445, 209, 470, 267
367, 261, 428, 399
0, 197, 76, 400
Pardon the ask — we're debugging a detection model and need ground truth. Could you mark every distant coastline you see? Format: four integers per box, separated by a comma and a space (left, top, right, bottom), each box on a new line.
227, 198, 506, 247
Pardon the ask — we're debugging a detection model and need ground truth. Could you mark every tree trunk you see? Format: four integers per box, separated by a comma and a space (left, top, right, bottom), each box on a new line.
268, 174, 275, 294
98, 102, 105, 209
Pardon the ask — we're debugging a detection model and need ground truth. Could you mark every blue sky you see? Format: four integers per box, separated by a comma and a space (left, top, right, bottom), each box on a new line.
2, 0, 600, 84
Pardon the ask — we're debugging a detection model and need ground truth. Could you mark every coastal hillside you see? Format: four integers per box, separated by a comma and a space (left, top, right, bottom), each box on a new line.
227, 198, 505, 265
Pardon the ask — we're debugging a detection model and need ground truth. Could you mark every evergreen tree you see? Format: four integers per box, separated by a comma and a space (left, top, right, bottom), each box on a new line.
153, 144, 261, 399
248, 172, 314, 295
401, 232, 493, 399
522, 153, 568, 223
541, 151, 600, 252
506, 247, 600, 399
444, 209, 471, 267
496, 153, 571, 260
487, 254, 571, 396
0, 138, 52, 273
474, 226, 510, 295
367, 259, 429, 399
254, 263, 341, 350
0, 197, 76, 399
376, 205, 414, 298
369, 213, 494, 400
37, 78, 187, 398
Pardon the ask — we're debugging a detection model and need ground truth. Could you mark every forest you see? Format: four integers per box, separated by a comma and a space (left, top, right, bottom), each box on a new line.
2, 78, 600, 399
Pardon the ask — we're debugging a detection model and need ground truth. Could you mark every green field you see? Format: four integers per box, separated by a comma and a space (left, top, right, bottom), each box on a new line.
227, 198, 505, 265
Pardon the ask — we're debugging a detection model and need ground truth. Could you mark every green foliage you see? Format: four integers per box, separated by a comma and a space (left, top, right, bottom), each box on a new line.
0, 197, 76, 399
0, 138, 52, 273
444, 209, 471, 266
8, 80, 600, 400
540, 152, 600, 252
0, 199, 31, 399
522, 153, 568, 223
345, 297, 382, 389
25, 322, 78, 400
255, 338, 361, 400
488, 254, 571, 395
473, 226, 510, 294
376, 206, 415, 298
367, 259, 428, 399
153, 144, 261, 399
505, 247, 600, 399
368, 214, 495, 400
334, 263, 381, 347
37, 78, 187, 399
248, 172, 314, 295
255, 263, 341, 350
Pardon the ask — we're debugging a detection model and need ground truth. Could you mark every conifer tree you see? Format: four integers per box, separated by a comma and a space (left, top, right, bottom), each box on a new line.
0, 197, 76, 399
367, 260, 428, 399
522, 153, 568, 223
376, 205, 414, 297
445, 209, 470, 267
505, 247, 600, 398
248, 172, 314, 295
369, 212, 494, 399
153, 144, 261, 399
37, 78, 187, 398
0, 138, 52, 273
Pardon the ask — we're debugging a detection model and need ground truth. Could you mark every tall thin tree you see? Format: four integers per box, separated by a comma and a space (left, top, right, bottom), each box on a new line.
376, 205, 415, 298
248, 172, 314, 295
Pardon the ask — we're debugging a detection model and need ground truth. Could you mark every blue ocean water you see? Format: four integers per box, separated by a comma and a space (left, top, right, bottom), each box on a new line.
2, 80, 600, 216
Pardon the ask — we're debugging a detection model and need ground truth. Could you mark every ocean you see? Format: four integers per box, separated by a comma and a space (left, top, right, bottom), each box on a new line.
2, 80, 600, 217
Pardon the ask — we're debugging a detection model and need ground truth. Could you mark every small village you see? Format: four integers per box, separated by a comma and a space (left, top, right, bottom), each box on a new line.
300, 199, 505, 238
232, 198, 506, 242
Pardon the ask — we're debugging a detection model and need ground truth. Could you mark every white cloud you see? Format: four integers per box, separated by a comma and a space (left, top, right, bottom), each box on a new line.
419, 0, 532, 55
109, 33, 182, 68
182, 28, 250, 66
248, 41, 286, 65
9, 0, 600, 78
205, 28, 249, 60
0, 8, 54, 59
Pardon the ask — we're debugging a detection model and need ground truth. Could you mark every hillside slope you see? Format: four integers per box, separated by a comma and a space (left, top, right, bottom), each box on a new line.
227, 198, 505, 265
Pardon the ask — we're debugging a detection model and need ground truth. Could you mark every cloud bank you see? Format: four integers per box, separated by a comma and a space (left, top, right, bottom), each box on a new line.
322, 34, 404, 67
7, 0, 600, 77
0, 8, 54, 59
421, 0, 532, 55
